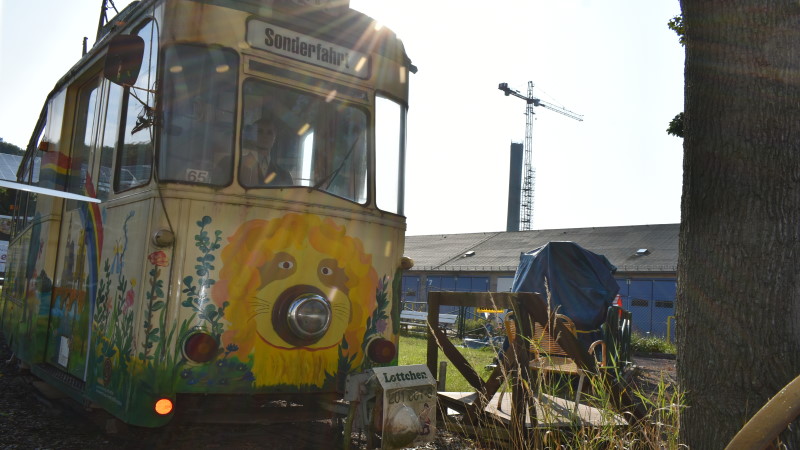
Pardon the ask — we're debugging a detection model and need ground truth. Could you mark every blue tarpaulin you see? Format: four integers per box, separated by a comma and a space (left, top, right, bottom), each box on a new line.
511, 241, 619, 333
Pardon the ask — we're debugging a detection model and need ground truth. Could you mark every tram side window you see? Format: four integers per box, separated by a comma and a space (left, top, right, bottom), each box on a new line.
160, 45, 238, 185
240, 79, 367, 203
98, 82, 123, 200
15, 157, 36, 232
375, 96, 405, 215
18, 93, 65, 230
67, 78, 100, 210
115, 20, 157, 192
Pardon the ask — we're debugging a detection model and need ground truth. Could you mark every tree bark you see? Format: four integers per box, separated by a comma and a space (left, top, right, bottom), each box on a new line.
678, 1, 800, 448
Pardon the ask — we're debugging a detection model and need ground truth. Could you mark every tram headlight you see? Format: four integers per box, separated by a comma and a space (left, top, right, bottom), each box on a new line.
286, 294, 332, 341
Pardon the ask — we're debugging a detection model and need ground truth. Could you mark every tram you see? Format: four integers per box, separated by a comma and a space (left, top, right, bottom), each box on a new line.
0, 0, 417, 431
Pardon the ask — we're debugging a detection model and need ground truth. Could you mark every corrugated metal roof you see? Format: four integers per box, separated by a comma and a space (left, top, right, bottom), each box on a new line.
404, 224, 679, 273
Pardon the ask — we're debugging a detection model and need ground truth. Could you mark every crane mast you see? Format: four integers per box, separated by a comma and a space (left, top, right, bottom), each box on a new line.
499, 81, 583, 230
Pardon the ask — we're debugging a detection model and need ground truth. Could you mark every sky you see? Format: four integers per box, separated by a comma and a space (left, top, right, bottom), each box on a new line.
0, 0, 684, 236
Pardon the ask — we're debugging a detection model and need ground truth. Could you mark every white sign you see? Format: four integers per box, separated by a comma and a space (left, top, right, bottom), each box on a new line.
374, 365, 436, 449
246, 20, 369, 78
58, 336, 70, 367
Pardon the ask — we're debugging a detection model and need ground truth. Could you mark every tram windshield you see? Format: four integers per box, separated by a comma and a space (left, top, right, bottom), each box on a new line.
240, 80, 367, 202
158, 44, 368, 204
159, 44, 239, 185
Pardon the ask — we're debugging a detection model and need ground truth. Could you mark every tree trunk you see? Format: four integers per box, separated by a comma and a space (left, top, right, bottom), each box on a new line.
678, 1, 800, 448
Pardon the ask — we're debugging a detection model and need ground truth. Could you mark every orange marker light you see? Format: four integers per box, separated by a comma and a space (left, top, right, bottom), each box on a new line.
154, 398, 173, 415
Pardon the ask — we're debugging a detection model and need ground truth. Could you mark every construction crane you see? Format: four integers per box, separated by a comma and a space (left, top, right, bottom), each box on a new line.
499, 81, 583, 231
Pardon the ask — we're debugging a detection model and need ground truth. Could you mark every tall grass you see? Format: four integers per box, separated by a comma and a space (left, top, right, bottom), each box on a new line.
398, 331, 685, 448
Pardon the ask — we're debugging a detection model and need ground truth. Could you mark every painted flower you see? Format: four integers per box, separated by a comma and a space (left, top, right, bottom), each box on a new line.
376, 319, 388, 333
122, 289, 135, 313
148, 251, 169, 267
180, 369, 193, 379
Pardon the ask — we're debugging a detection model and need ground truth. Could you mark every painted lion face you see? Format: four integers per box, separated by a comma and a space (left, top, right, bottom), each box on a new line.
250, 247, 352, 351
212, 213, 378, 388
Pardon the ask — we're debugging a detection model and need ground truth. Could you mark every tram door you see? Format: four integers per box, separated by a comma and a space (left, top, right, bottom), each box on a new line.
46, 73, 115, 379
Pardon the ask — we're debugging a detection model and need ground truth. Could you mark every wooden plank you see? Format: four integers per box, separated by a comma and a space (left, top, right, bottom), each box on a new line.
431, 325, 486, 392
471, 358, 507, 413
438, 391, 628, 429
427, 292, 441, 378
428, 291, 519, 309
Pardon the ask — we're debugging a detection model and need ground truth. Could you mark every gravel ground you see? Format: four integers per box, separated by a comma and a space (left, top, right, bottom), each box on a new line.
630, 354, 678, 400
0, 345, 117, 449
0, 334, 675, 449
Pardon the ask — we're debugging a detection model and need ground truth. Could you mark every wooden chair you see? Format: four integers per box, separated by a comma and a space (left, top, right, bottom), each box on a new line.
499, 311, 607, 414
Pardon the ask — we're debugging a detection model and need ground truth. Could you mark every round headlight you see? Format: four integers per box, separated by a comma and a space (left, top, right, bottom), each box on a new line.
287, 294, 332, 341
183, 331, 218, 363
367, 337, 397, 364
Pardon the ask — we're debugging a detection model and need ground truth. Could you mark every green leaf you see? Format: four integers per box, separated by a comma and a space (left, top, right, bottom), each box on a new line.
667, 112, 684, 138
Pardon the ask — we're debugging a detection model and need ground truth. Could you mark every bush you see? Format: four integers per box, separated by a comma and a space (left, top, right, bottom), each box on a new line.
631, 332, 676, 354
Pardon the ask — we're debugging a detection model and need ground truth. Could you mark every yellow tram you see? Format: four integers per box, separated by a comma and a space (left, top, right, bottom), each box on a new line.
1, 0, 420, 434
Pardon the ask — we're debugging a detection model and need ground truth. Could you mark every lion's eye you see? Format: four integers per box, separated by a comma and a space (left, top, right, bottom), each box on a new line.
320, 266, 333, 276
278, 260, 294, 270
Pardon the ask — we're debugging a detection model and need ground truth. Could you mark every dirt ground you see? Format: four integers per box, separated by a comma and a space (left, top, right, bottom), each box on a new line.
630, 354, 678, 396
0, 335, 676, 450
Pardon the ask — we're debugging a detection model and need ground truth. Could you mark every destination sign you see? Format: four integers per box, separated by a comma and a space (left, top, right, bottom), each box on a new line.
247, 20, 369, 78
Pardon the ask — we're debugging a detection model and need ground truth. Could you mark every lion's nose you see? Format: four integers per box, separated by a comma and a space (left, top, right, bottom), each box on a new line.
272, 285, 332, 346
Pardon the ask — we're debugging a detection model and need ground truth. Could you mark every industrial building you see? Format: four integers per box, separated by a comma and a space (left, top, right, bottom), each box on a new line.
402, 223, 679, 340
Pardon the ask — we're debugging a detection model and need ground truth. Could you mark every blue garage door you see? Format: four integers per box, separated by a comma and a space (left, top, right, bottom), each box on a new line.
616, 278, 676, 340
